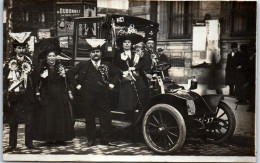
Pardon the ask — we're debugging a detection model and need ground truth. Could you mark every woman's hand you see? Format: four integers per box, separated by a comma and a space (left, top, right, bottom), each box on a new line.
76, 84, 82, 90
128, 67, 135, 71
68, 90, 74, 100
108, 84, 114, 90
122, 71, 129, 77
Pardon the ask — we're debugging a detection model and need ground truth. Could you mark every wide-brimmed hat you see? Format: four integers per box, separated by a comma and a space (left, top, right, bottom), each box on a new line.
231, 42, 238, 48
9, 32, 31, 47
85, 39, 106, 52
116, 33, 143, 46
36, 38, 62, 59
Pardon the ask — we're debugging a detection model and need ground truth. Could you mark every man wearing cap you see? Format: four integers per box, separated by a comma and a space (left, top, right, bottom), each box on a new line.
225, 42, 244, 96
67, 39, 120, 146
142, 37, 156, 79
156, 48, 169, 76
3, 32, 37, 152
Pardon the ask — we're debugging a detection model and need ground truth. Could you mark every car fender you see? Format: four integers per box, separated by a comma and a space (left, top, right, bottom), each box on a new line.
201, 94, 223, 113
148, 93, 188, 116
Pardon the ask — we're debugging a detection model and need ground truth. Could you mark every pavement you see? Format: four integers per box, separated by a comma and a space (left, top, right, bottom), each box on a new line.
2, 84, 256, 159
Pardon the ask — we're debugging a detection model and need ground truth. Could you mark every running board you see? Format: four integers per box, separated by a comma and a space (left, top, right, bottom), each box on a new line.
111, 111, 126, 114
112, 119, 132, 128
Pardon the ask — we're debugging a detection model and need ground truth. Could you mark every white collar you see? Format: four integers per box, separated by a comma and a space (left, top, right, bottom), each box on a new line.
91, 59, 101, 66
124, 50, 131, 58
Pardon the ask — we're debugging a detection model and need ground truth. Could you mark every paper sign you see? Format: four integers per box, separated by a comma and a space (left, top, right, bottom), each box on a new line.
192, 26, 207, 51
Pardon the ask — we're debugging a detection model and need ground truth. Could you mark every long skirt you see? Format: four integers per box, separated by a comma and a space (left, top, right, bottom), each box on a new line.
33, 97, 75, 142
118, 76, 149, 112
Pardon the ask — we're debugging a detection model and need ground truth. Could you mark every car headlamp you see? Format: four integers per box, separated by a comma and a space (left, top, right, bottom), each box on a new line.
186, 100, 196, 115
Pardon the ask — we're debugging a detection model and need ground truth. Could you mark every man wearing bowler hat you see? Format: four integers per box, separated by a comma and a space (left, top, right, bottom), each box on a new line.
3, 32, 37, 152
225, 42, 244, 96
67, 39, 120, 146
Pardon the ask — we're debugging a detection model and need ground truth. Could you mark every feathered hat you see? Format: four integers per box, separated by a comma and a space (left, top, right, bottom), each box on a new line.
36, 38, 62, 59
116, 24, 143, 46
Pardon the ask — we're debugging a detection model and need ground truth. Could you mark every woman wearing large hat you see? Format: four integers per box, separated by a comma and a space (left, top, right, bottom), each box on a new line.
113, 26, 149, 118
33, 38, 75, 144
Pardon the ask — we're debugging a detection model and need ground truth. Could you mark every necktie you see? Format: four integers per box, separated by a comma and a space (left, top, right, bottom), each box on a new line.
95, 62, 99, 70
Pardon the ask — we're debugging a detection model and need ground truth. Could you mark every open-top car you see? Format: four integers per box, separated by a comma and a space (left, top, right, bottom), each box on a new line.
62, 14, 236, 154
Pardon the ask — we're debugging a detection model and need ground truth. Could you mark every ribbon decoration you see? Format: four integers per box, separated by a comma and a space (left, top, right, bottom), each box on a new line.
21, 62, 31, 88
98, 64, 110, 85
7, 60, 32, 92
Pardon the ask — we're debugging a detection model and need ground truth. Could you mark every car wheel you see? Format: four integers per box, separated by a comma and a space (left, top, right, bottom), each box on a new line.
205, 101, 236, 144
142, 104, 186, 154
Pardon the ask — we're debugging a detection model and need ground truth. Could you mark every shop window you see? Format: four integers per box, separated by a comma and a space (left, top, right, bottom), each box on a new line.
168, 2, 198, 39
230, 2, 256, 37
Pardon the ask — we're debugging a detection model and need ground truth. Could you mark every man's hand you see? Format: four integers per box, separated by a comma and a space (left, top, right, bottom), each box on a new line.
109, 84, 114, 90
36, 94, 41, 102
237, 65, 242, 69
76, 84, 82, 90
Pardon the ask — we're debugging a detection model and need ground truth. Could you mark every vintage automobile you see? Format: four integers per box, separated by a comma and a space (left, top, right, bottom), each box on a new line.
60, 14, 236, 154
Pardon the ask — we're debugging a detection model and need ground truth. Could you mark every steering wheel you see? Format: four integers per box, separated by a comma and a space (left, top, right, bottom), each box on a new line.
152, 63, 171, 73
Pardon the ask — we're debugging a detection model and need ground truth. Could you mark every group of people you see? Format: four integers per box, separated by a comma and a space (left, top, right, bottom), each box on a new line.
4, 30, 169, 152
225, 42, 256, 112
4, 30, 255, 152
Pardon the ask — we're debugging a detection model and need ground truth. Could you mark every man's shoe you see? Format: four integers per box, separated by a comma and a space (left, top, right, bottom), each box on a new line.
3, 146, 15, 153
100, 141, 117, 146
26, 144, 38, 149
86, 139, 96, 147
55, 141, 67, 145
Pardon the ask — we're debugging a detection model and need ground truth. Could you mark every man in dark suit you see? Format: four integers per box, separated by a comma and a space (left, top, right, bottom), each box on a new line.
4, 32, 36, 152
142, 37, 155, 79
67, 39, 120, 146
225, 42, 244, 96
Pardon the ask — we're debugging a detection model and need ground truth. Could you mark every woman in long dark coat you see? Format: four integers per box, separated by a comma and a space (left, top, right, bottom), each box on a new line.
114, 33, 149, 115
33, 49, 74, 144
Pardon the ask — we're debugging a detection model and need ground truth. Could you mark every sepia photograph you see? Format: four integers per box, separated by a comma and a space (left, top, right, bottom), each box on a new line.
2, 0, 257, 162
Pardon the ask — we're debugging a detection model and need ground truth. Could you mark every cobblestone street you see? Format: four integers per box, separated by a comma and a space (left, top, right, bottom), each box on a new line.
2, 97, 255, 158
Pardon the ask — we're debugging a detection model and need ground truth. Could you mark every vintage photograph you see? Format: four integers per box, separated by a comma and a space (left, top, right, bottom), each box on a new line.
2, 0, 257, 162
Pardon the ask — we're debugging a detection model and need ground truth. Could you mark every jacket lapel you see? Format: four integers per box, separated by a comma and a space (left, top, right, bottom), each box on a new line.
84, 60, 91, 74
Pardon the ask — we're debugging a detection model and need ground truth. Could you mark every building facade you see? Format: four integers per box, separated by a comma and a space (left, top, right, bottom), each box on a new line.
128, 1, 256, 84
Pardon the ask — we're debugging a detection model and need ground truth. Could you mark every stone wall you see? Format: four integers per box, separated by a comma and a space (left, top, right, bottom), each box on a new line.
199, 2, 221, 19
128, 1, 256, 85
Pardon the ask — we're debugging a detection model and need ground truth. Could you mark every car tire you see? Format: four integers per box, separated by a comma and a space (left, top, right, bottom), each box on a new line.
142, 104, 186, 154
206, 101, 236, 144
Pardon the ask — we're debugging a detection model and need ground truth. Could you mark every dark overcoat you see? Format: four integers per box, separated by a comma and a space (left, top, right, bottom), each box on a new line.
33, 60, 75, 141
113, 50, 149, 111
66, 60, 120, 111
225, 52, 244, 85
